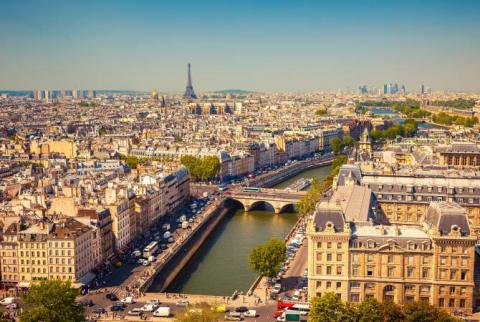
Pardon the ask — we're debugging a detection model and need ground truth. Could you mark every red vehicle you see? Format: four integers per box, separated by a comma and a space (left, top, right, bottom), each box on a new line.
277, 300, 295, 311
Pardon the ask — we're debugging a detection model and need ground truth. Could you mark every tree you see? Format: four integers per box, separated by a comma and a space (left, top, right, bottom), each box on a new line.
309, 292, 351, 322
249, 238, 286, 278
174, 303, 220, 322
20, 280, 84, 322
181, 155, 220, 181
403, 301, 460, 322
355, 298, 383, 322
331, 155, 347, 176
382, 301, 405, 322
315, 108, 328, 116
331, 137, 343, 155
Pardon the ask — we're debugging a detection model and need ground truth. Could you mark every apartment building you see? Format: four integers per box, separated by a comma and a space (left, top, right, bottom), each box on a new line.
14, 218, 94, 286
307, 201, 476, 315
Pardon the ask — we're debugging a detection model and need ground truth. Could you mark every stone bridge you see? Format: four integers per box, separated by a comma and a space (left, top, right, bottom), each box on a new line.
226, 188, 307, 214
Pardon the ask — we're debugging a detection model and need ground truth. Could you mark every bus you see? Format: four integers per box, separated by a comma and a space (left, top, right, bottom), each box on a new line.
243, 187, 261, 193
143, 241, 158, 258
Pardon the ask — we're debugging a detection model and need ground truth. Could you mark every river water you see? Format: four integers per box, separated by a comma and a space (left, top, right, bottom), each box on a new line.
165, 165, 331, 296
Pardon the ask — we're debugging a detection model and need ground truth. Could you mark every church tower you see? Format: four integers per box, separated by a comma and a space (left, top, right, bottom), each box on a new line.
359, 126, 372, 156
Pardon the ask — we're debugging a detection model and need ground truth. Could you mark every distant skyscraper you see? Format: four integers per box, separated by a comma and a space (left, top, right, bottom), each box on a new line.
383, 84, 388, 95
421, 84, 425, 95
183, 63, 197, 99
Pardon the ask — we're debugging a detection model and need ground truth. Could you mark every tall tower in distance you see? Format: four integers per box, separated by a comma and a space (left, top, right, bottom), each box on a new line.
183, 63, 197, 99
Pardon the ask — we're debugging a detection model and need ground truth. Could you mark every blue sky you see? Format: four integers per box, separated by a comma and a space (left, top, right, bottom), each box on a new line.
0, 0, 479, 92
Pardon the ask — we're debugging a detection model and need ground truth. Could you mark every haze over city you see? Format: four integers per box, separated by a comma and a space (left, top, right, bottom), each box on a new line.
1, 0, 480, 92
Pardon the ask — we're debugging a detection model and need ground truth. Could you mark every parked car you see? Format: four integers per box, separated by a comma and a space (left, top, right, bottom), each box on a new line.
153, 306, 171, 317
93, 307, 106, 314
244, 310, 257, 317
105, 293, 118, 301
110, 304, 124, 312
176, 300, 189, 307
0, 297, 17, 306
235, 306, 249, 313
81, 299, 94, 307
127, 308, 143, 316
120, 296, 134, 304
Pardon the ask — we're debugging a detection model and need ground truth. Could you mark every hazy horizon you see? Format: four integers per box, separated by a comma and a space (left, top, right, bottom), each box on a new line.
1, 0, 479, 92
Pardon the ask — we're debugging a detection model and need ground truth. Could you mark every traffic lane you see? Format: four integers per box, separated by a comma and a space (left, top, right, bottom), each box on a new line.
282, 242, 308, 293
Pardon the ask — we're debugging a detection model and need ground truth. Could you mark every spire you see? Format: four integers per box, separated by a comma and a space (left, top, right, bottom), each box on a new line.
183, 63, 197, 99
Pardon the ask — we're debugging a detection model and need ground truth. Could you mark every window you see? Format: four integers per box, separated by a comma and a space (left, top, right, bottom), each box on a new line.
316, 252, 322, 261
316, 281, 322, 288
326, 266, 332, 275
438, 298, 445, 307
367, 266, 374, 276
440, 256, 447, 265
450, 287, 456, 295
316, 242, 322, 248
387, 266, 394, 277
352, 265, 359, 276
367, 254, 374, 262
352, 254, 359, 263
407, 255, 414, 266
422, 268, 429, 278
337, 242, 342, 249
462, 257, 468, 267
450, 270, 457, 280
350, 294, 360, 302
407, 267, 414, 278
326, 281, 331, 288
327, 253, 332, 261
461, 270, 468, 280
449, 299, 455, 308
336, 282, 341, 289
460, 299, 466, 308
387, 255, 394, 264
350, 282, 360, 289
336, 266, 342, 275
327, 242, 332, 249
440, 269, 447, 279
337, 254, 342, 261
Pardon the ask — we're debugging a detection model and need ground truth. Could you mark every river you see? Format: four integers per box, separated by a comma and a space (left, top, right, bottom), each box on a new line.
164, 165, 332, 296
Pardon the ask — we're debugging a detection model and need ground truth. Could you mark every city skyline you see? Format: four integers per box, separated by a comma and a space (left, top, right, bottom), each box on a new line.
1, 0, 480, 92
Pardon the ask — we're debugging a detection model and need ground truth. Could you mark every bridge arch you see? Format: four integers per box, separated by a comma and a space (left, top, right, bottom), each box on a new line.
278, 203, 297, 213
247, 200, 275, 212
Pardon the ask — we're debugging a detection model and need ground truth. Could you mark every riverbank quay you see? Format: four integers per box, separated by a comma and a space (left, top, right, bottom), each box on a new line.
249, 155, 334, 188
139, 201, 230, 293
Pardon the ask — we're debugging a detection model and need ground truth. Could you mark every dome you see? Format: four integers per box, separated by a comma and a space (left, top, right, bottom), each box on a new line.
151, 89, 159, 100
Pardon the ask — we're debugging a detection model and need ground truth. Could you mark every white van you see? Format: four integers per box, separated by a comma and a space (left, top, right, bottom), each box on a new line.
0, 297, 17, 305
153, 306, 171, 317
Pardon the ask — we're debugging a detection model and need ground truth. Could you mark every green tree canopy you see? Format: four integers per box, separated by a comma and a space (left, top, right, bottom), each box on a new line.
403, 301, 460, 322
181, 155, 220, 181
20, 280, 84, 322
331, 137, 343, 154
309, 292, 350, 322
249, 237, 286, 278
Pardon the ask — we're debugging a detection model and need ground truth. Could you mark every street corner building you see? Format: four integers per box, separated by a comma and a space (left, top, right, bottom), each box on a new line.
307, 186, 477, 315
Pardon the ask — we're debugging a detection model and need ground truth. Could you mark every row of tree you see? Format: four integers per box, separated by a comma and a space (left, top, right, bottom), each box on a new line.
180, 155, 221, 181
431, 98, 476, 110
297, 155, 347, 217
432, 112, 478, 128
331, 135, 358, 155
309, 292, 461, 322
370, 119, 418, 142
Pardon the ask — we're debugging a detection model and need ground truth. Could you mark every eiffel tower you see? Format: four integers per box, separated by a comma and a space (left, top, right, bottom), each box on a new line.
183, 63, 197, 99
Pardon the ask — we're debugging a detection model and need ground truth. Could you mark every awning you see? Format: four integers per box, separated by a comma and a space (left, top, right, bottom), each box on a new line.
17, 282, 30, 288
